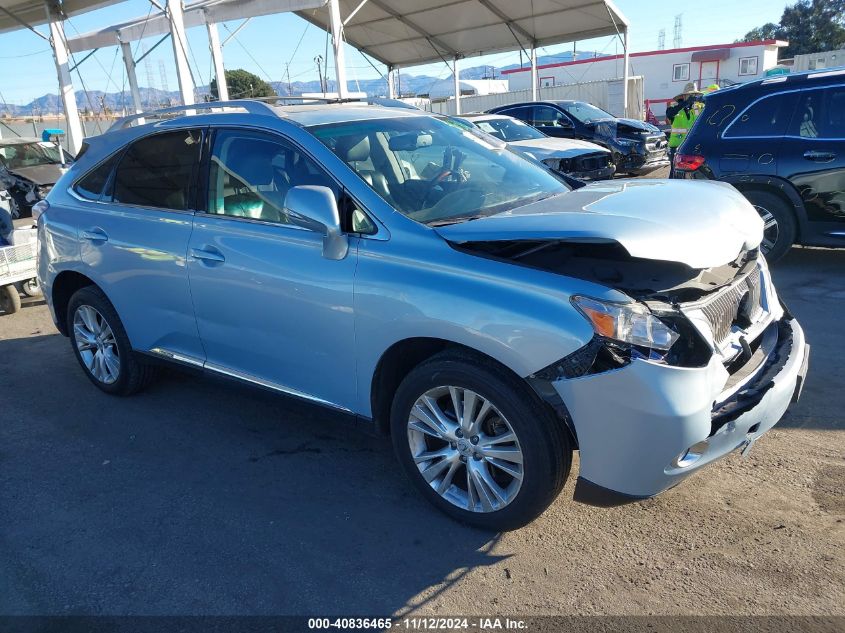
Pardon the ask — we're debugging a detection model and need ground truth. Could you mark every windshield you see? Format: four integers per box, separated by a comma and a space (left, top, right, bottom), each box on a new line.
0, 142, 64, 169
560, 102, 614, 124
472, 117, 546, 142
308, 115, 568, 225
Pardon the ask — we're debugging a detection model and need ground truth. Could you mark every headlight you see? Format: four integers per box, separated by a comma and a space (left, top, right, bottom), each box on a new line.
571, 295, 679, 350
614, 138, 637, 146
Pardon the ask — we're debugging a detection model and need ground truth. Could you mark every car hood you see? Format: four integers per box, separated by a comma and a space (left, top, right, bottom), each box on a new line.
434, 179, 764, 269
508, 137, 609, 160
6, 164, 63, 185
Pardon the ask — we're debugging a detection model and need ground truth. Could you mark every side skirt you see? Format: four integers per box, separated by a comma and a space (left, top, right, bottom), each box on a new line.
141, 348, 374, 430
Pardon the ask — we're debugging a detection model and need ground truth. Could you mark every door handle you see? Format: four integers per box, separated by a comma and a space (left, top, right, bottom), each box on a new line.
80, 228, 108, 242
190, 247, 226, 263
803, 150, 836, 162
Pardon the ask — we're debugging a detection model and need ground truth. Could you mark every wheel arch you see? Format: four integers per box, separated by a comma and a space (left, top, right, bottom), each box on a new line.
726, 176, 807, 241
51, 270, 98, 336
369, 337, 575, 444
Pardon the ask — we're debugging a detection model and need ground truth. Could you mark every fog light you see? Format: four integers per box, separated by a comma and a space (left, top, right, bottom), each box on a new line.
673, 441, 709, 468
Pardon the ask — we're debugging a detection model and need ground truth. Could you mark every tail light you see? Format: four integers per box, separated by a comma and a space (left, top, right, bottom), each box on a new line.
674, 153, 705, 171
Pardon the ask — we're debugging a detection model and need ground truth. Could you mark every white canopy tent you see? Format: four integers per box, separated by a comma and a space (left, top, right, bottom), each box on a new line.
1, 0, 630, 151
295, 0, 631, 113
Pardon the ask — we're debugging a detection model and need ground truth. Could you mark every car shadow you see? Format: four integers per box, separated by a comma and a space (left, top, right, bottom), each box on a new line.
769, 247, 845, 431
0, 332, 508, 616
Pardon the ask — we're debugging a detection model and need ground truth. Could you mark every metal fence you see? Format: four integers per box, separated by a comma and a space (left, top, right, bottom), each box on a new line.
425, 76, 644, 120
0, 118, 114, 151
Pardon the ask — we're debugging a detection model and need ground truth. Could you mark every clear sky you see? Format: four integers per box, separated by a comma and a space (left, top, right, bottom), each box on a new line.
0, 0, 789, 106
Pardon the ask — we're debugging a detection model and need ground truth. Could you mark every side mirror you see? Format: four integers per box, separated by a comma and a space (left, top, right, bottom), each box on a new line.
284, 185, 348, 260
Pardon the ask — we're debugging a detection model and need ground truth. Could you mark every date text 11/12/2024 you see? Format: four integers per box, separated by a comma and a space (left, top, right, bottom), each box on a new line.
307, 617, 529, 630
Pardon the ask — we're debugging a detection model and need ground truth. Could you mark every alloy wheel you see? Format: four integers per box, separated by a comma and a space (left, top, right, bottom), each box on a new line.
407, 386, 524, 513
755, 205, 779, 255
73, 305, 121, 384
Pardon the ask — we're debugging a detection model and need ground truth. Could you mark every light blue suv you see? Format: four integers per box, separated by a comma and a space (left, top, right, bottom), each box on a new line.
37, 101, 809, 530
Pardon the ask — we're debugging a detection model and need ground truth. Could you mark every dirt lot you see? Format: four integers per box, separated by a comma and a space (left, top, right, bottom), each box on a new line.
0, 246, 843, 617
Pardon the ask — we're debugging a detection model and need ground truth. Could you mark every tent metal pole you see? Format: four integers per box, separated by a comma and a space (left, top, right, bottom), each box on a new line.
530, 47, 538, 100
622, 26, 630, 116
453, 56, 461, 114
328, 0, 349, 98
387, 66, 396, 98
119, 39, 144, 114
44, 1, 84, 154
205, 14, 228, 101
167, 0, 195, 106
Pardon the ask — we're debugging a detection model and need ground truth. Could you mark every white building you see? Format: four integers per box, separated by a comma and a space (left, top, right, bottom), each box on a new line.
790, 49, 845, 72
503, 39, 787, 122
417, 79, 508, 101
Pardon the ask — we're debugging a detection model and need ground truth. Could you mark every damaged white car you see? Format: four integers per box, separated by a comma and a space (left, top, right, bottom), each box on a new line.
39, 103, 809, 531
453, 113, 616, 181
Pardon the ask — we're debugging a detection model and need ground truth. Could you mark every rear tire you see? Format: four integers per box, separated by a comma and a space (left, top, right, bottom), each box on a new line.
743, 189, 796, 263
67, 286, 157, 396
390, 350, 571, 531
0, 284, 21, 314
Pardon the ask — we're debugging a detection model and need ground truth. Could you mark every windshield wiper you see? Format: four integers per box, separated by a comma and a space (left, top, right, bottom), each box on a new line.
427, 214, 487, 227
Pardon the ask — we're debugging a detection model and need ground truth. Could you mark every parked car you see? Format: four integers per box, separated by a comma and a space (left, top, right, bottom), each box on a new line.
0, 137, 71, 218
672, 69, 845, 262
452, 113, 615, 181
38, 101, 808, 530
487, 100, 669, 175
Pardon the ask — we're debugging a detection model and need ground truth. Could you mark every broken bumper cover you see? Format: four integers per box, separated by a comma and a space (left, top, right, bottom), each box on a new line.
553, 316, 808, 504
567, 164, 616, 181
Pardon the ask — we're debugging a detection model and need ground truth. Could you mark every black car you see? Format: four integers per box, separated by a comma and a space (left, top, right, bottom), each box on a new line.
487, 100, 669, 176
672, 69, 845, 262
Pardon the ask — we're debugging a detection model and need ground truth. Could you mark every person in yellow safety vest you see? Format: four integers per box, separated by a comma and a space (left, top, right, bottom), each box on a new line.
667, 83, 719, 176
668, 91, 704, 149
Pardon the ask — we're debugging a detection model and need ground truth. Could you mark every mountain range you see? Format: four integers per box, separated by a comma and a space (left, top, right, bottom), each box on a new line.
0, 51, 604, 116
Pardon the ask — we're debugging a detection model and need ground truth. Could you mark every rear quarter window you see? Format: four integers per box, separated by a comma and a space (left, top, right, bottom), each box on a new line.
73, 155, 118, 201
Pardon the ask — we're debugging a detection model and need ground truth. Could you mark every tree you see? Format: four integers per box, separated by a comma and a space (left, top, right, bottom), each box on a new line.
739, 0, 845, 57
210, 69, 276, 100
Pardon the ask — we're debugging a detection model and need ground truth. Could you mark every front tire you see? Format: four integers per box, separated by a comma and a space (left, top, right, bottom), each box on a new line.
67, 286, 156, 396
743, 189, 796, 263
391, 351, 571, 531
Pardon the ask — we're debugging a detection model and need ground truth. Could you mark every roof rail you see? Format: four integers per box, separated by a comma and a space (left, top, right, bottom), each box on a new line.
107, 99, 279, 132
246, 95, 422, 110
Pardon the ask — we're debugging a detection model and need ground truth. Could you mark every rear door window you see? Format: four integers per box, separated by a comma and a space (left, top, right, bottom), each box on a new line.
112, 130, 202, 210
724, 92, 799, 138
789, 86, 845, 139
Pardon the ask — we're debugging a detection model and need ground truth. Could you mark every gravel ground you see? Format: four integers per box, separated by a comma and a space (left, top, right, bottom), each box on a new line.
0, 245, 842, 617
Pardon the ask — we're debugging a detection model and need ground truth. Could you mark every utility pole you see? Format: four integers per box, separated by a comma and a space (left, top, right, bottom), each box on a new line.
315, 55, 325, 94
673, 14, 682, 49
285, 62, 292, 96
658, 28, 666, 50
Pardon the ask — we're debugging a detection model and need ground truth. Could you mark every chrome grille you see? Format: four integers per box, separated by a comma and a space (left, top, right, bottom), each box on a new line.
697, 270, 764, 345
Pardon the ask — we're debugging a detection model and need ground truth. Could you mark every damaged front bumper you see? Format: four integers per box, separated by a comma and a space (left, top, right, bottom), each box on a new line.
553, 315, 808, 505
